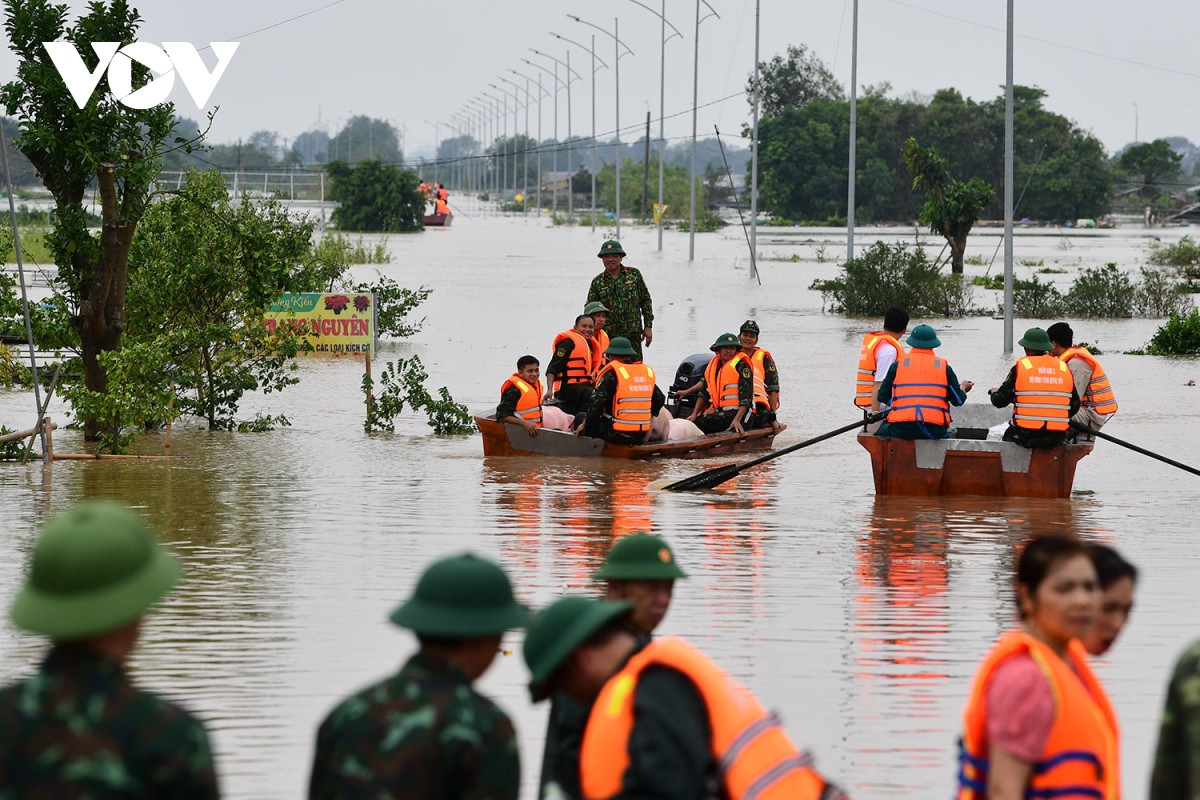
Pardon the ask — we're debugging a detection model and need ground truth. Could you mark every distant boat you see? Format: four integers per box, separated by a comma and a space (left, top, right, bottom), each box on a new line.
423, 212, 452, 227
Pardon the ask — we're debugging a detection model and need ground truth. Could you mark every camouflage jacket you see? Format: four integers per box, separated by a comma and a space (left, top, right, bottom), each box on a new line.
0, 645, 220, 799
586, 267, 654, 344
1151, 638, 1200, 800
308, 651, 519, 800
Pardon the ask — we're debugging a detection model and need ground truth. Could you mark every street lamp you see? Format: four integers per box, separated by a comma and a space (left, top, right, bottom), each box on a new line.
569, 14, 634, 237
689, 0, 720, 262
625, 0, 683, 251
421, 119, 440, 185
531, 47, 584, 220
510, 69, 551, 211
499, 76, 532, 212
551, 31, 610, 232
467, 97, 497, 201
485, 87, 511, 201
521, 56, 575, 214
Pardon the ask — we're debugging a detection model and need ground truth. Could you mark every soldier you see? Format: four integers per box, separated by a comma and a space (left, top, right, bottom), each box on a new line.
583, 301, 612, 375
525, 597, 846, 800
0, 500, 220, 798
537, 534, 688, 799
687, 332, 759, 434
586, 240, 654, 358
309, 553, 529, 800
579, 338, 667, 445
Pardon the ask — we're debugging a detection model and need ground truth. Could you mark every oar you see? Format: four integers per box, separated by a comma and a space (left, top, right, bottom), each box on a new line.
662, 412, 886, 492
1070, 421, 1200, 478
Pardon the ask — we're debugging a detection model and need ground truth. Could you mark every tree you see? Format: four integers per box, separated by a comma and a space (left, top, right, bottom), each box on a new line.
326, 159, 425, 232
750, 44, 844, 118
902, 138, 996, 274
328, 115, 402, 164
1, 0, 202, 440
291, 129, 329, 165
1119, 139, 1183, 196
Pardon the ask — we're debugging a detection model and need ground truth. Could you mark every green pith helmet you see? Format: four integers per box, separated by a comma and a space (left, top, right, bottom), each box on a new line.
597, 239, 626, 258
10, 500, 181, 640
390, 553, 529, 637
1018, 327, 1053, 352
593, 533, 688, 581
710, 332, 740, 351
583, 301, 611, 315
739, 320, 760, 334
523, 596, 632, 701
906, 324, 941, 349
604, 337, 639, 357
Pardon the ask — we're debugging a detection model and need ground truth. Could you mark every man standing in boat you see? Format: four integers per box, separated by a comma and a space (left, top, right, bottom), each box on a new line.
875, 324, 973, 439
854, 306, 909, 414
738, 319, 783, 433
988, 327, 1080, 449
586, 240, 654, 359
578, 337, 666, 445
1047, 322, 1117, 442
545, 314, 596, 415
687, 333, 759, 434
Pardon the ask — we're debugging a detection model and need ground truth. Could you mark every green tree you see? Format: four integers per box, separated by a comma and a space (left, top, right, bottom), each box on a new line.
755, 100, 848, 221
1, 0, 203, 440
750, 44, 844, 118
903, 138, 996, 274
1118, 139, 1183, 196
328, 115, 402, 164
326, 158, 425, 232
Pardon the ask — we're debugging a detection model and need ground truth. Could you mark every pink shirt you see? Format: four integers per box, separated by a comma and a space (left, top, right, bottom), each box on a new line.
986, 653, 1056, 763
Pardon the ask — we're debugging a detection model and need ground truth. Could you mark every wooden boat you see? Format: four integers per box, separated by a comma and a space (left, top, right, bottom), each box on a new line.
423, 212, 452, 227
858, 403, 1091, 498
475, 414, 779, 460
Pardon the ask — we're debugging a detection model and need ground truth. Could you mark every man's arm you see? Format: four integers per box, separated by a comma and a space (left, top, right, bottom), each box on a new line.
545, 342, 573, 401
990, 367, 1018, 408
617, 667, 711, 800
871, 343, 898, 412
877, 362, 899, 407
586, 276, 601, 305
944, 364, 972, 407
651, 385, 666, 417
583, 373, 615, 436
762, 352, 781, 409
497, 387, 538, 436
635, 268, 654, 346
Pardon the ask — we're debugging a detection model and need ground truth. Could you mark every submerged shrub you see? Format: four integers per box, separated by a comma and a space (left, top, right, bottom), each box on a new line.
1008, 275, 1068, 318
1145, 309, 1200, 355
1147, 236, 1200, 272
1135, 267, 1195, 318
818, 241, 977, 317
1065, 264, 1135, 317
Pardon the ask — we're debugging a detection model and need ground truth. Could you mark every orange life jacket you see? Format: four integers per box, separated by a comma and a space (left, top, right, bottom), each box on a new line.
703, 353, 749, 411
1014, 355, 1073, 431
957, 630, 1119, 800
438, 188, 448, 201
434, 199, 450, 215
499, 374, 543, 427
1061, 347, 1117, 416
551, 330, 594, 390
886, 349, 950, 427
598, 361, 656, 433
855, 331, 903, 408
744, 347, 774, 409
590, 329, 611, 376
580, 637, 837, 800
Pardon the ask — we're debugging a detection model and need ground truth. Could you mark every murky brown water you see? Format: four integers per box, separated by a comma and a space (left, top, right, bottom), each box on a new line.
2, 204, 1198, 799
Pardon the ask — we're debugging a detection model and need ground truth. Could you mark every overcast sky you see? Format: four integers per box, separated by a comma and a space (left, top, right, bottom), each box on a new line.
2, 0, 1196, 160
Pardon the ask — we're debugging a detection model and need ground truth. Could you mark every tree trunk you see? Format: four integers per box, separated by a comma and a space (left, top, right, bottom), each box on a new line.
948, 233, 967, 274
77, 163, 136, 441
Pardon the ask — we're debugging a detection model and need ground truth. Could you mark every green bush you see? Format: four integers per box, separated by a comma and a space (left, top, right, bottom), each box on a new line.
1065, 264, 1136, 317
1009, 276, 1068, 318
1135, 267, 1194, 317
1147, 235, 1200, 272
816, 240, 977, 317
1145, 309, 1200, 355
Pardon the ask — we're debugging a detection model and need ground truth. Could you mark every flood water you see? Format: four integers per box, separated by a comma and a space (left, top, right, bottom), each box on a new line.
2, 203, 1198, 799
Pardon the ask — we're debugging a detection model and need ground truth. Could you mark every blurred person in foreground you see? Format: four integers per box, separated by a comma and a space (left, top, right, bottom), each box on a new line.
956, 534, 1117, 800
525, 596, 847, 800
309, 553, 528, 800
537, 534, 689, 799
0, 500, 220, 798
1082, 543, 1138, 657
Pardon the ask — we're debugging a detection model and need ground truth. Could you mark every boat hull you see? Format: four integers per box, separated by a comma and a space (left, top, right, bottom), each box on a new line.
475, 415, 778, 460
423, 213, 452, 227
858, 434, 1091, 498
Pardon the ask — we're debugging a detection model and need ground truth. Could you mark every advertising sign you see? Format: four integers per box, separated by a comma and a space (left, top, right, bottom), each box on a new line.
264, 293, 374, 356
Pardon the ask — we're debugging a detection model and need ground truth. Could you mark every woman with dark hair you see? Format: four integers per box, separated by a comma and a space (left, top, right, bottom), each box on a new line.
1083, 543, 1138, 657
956, 534, 1118, 800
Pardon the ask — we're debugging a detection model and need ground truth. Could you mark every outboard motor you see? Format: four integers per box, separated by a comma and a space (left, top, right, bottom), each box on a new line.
667, 352, 711, 418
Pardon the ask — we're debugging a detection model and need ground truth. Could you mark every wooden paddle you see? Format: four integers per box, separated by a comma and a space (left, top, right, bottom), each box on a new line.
661, 412, 886, 492
1070, 421, 1200, 478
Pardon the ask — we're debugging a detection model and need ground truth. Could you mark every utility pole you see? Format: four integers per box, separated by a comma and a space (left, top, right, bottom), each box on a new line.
642, 112, 651, 222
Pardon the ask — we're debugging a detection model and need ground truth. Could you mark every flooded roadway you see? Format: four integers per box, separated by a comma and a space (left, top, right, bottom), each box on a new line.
2, 204, 1198, 799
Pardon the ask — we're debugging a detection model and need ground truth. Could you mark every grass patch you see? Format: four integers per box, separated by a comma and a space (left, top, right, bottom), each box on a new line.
1020, 259, 1045, 267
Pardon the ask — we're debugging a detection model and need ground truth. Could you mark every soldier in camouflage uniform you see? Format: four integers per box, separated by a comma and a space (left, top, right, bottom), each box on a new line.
0, 500, 220, 798
308, 553, 529, 800
1150, 638, 1200, 800
586, 240, 654, 359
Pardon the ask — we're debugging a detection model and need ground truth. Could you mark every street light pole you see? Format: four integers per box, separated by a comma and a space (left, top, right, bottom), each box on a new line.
532, 48, 584, 221
688, 0, 720, 262
847, 0, 858, 263
626, 0, 683, 251
570, 14, 633, 237
422, 119, 440, 185
551, 31, 611, 233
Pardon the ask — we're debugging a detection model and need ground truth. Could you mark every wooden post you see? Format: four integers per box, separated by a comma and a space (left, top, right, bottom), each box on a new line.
364, 350, 374, 424
165, 382, 174, 456
43, 416, 53, 464
21, 362, 63, 464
